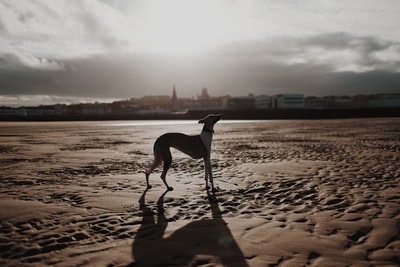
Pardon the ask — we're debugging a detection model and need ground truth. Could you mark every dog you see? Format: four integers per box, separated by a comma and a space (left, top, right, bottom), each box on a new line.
145, 114, 222, 191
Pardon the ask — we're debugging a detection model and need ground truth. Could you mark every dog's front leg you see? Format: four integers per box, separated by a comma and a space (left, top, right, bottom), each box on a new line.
203, 157, 209, 190
204, 156, 215, 191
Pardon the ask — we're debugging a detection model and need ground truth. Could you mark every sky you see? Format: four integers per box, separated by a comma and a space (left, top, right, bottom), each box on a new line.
1, 0, 400, 107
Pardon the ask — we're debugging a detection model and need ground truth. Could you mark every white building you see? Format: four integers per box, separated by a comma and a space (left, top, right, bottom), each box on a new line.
271, 94, 304, 109
0, 108, 27, 117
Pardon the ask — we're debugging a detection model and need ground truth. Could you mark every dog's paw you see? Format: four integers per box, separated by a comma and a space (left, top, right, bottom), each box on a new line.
209, 195, 218, 203
211, 187, 219, 193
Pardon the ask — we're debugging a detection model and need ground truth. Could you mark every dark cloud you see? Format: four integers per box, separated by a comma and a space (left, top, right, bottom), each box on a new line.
1, 33, 400, 105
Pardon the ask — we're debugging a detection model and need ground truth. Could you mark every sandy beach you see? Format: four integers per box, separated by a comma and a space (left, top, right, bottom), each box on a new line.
1, 118, 399, 266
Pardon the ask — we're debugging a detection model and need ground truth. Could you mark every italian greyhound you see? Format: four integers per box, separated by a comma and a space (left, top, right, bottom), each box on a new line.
145, 114, 222, 191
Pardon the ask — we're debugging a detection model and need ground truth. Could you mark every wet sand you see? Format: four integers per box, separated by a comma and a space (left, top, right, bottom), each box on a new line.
1, 118, 399, 266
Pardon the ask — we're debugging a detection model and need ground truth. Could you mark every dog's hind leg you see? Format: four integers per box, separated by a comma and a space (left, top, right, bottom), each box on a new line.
160, 150, 173, 191
145, 150, 161, 189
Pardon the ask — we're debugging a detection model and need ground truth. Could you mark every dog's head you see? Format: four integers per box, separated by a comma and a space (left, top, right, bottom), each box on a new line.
198, 114, 222, 131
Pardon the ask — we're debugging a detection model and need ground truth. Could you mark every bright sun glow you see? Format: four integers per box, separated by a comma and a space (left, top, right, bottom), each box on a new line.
136, 0, 251, 56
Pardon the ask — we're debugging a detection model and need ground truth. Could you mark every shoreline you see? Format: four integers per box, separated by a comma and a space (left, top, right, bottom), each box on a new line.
1, 107, 400, 121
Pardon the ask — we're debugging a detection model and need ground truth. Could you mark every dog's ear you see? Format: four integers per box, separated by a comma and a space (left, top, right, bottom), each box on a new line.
198, 115, 208, 124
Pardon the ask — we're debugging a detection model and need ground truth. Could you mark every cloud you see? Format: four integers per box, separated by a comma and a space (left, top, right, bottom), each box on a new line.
0, 0, 135, 59
0, 52, 171, 98
0, 53, 65, 71
220, 33, 400, 73
300, 33, 400, 72
2, 0, 400, 60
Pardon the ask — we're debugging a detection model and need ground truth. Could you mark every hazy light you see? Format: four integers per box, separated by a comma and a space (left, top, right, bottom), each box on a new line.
133, 0, 256, 56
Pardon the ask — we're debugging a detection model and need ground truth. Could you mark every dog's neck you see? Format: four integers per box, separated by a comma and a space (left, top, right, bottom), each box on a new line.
202, 126, 214, 133
200, 127, 213, 156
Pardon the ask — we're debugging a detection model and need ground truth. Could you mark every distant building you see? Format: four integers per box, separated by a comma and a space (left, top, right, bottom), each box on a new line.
180, 98, 200, 109
109, 99, 138, 115
135, 107, 170, 115
190, 88, 226, 110
306, 95, 353, 109
197, 88, 211, 100
366, 94, 400, 108
271, 94, 304, 109
0, 108, 27, 117
81, 103, 111, 115
197, 98, 223, 110
305, 96, 335, 109
227, 96, 255, 109
139, 95, 171, 109
26, 105, 63, 116
254, 95, 271, 109
333, 96, 352, 109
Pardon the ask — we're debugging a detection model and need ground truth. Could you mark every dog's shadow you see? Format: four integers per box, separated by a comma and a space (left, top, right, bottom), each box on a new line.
129, 189, 249, 266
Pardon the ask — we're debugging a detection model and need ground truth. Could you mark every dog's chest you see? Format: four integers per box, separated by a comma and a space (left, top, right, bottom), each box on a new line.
200, 131, 213, 155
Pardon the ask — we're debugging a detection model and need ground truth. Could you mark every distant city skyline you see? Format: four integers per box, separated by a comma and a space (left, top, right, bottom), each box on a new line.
1, 0, 400, 107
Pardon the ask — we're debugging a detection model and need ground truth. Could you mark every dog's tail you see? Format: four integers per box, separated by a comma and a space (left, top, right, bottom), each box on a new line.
145, 138, 162, 176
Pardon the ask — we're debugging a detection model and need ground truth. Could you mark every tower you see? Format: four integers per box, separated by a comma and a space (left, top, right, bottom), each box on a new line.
198, 87, 210, 100
171, 84, 177, 107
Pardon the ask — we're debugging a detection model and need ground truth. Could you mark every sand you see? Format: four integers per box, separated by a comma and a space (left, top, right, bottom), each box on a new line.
0, 118, 399, 266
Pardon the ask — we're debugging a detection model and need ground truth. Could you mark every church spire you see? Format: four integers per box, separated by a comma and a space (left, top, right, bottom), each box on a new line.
171, 84, 177, 106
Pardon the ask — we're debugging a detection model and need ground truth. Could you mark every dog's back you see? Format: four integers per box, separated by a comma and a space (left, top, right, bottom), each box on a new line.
155, 133, 206, 160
